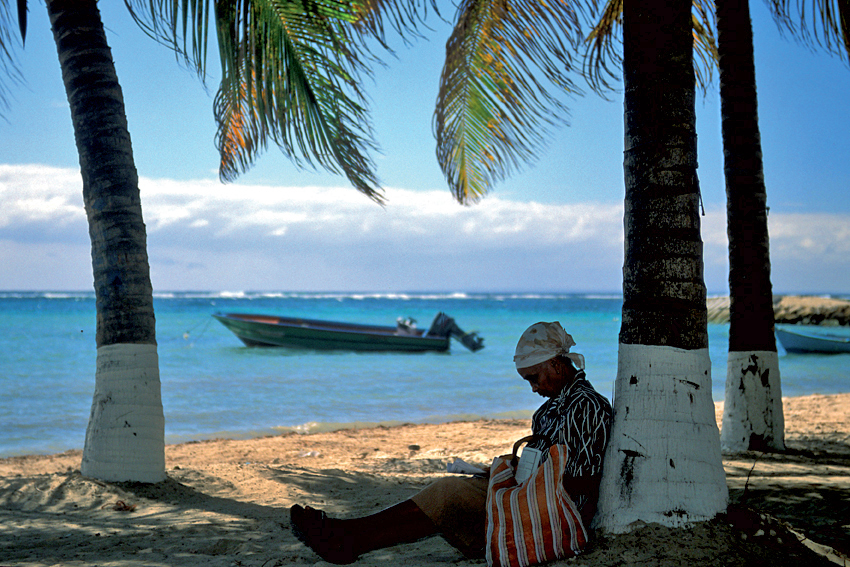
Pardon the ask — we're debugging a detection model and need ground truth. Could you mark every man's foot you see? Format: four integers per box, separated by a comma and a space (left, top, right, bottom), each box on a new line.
290, 504, 361, 564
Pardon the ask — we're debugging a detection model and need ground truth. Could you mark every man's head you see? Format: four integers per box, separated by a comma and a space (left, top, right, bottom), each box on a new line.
514, 322, 584, 398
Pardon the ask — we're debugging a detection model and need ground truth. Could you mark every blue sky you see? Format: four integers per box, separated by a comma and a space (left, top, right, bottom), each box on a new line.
0, 2, 848, 293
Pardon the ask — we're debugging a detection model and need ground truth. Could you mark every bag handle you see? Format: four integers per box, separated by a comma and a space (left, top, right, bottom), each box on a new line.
511, 434, 547, 468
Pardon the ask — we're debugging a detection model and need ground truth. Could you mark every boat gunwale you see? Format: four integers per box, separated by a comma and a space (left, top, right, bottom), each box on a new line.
775, 325, 850, 354
213, 312, 428, 338
775, 326, 850, 344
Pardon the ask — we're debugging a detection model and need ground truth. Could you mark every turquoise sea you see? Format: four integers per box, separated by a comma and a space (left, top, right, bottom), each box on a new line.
1, 291, 848, 458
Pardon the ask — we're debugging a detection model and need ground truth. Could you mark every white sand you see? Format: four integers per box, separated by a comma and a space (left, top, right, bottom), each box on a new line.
1, 393, 848, 566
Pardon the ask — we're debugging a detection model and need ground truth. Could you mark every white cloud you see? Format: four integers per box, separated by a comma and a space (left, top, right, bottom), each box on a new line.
769, 214, 850, 258
0, 165, 84, 229
0, 164, 847, 293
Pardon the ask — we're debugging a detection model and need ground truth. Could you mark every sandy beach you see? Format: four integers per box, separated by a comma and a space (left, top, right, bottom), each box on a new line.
1, 393, 848, 566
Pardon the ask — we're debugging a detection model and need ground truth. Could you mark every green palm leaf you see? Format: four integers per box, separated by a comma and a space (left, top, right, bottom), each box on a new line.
125, 0, 212, 78
213, 0, 383, 200
435, 0, 585, 204
128, 0, 440, 201
345, 0, 441, 47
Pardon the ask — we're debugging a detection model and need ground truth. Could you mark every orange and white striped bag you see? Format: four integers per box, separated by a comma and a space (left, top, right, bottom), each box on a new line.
485, 443, 587, 567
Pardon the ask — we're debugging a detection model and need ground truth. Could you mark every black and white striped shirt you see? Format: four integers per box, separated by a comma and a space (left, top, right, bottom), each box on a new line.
528, 374, 612, 510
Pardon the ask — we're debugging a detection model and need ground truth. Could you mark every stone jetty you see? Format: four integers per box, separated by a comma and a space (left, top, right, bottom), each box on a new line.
706, 295, 850, 326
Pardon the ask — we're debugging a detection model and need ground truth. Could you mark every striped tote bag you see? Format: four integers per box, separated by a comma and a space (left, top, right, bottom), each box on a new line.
485, 443, 587, 567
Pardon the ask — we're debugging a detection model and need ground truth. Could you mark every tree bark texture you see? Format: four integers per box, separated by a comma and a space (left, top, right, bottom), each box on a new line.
717, 0, 776, 354
619, 0, 707, 350
47, 0, 156, 348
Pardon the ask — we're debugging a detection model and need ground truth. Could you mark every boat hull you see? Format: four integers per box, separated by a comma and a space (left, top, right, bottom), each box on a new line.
775, 327, 850, 354
213, 313, 451, 352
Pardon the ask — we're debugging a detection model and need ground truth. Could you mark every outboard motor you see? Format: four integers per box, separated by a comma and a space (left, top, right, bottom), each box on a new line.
426, 312, 485, 352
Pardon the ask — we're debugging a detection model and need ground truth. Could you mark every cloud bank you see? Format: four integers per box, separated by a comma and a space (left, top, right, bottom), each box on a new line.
0, 164, 846, 293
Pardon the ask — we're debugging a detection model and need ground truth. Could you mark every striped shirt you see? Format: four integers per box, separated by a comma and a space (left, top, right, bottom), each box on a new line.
527, 374, 613, 511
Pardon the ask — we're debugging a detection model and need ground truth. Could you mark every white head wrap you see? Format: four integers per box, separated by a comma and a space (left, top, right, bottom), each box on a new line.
513, 321, 585, 370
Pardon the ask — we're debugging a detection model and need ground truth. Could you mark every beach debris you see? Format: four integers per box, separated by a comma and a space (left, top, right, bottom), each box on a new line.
299, 450, 321, 458
408, 444, 421, 452
103, 499, 136, 512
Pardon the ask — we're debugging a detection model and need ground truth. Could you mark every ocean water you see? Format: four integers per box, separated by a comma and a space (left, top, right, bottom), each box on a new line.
1, 291, 847, 458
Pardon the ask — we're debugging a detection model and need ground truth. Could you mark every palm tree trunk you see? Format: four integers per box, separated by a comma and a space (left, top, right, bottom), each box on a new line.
47, 0, 165, 482
716, 0, 784, 453
596, 0, 728, 532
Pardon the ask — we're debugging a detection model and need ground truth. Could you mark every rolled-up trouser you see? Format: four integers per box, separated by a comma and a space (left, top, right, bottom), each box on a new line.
411, 475, 489, 559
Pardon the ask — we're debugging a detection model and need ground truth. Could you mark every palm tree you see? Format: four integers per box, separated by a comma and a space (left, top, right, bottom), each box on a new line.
716, 0, 785, 453
580, 0, 786, 457
717, 0, 848, 453
45, 0, 164, 483
1, 0, 407, 482
591, 0, 728, 531
432, 0, 727, 529
580, 0, 846, 456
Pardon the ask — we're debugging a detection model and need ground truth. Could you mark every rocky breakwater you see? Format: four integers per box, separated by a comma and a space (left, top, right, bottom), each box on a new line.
706, 295, 850, 326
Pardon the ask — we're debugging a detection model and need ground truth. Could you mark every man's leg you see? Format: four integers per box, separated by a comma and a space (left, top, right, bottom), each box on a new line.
290, 499, 437, 564
290, 475, 488, 563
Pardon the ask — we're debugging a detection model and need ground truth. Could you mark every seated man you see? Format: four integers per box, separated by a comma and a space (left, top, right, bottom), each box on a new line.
290, 321, 613, 564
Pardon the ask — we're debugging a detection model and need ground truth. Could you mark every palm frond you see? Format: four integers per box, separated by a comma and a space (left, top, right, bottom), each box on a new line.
124, 0, 213, 79
0, 0, 26, 114
124, 0, 441, 79
126, 0, 391, 199
842, 0, 850, 60
767, 0, 850, 64
214, 0, 383, 200
583, 0, 622, 93
17, 0, 26, 44
583, 0, 718, 94
346, 0, 441, 48
435, 0, 585, 204
214, 73, 265, 181
691, 0, 719, 91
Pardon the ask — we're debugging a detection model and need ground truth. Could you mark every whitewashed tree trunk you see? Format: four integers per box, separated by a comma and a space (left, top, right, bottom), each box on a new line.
599, 0, 729, 534
81, 344, 165, 483
721, 351, 784, 452
48, 0, 165, 483
717, 0, 785, 455
596, 344, 728, 532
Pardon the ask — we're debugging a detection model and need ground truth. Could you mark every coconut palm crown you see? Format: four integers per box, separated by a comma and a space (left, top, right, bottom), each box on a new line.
434, 0, 721, 204
436, 0, 847, 205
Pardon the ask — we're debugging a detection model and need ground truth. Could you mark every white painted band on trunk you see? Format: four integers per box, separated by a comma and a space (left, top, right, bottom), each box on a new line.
81, 343, 166, 483
596, 343, 728, 533
721, 350, 784, 452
